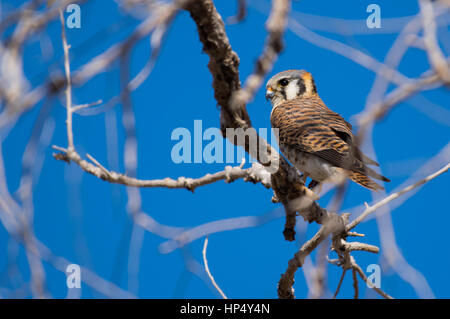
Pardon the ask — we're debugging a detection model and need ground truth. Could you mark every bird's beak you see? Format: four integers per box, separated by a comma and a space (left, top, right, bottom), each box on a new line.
265, 87, 275, 101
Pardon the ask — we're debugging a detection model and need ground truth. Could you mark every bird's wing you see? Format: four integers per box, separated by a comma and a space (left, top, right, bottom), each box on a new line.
317, 105, 380, 167
271, 97, 370, 174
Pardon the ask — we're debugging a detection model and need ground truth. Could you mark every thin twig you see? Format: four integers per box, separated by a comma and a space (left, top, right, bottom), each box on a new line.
202, 236, 228, 299
72, 99, 102, 113
59, 9, 74, 151
352, 258, 393, 299
333, 269, 347, 299
227, 0, 247, 24
352, 268, 359, 299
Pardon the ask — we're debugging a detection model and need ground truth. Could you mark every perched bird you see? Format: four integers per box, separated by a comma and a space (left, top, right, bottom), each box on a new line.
266, 69, 390, 191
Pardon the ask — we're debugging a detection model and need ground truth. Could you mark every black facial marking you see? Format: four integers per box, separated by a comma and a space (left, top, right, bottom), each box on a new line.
297, 78, 306, 96
281, 87, 287, 99
311, 78, 317, 93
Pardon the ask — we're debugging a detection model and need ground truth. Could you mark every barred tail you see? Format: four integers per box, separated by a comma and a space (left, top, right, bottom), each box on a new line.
349, 171, 384, 191
362, 165, 391, 182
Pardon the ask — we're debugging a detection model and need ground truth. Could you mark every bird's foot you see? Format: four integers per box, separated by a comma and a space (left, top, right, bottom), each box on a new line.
300, 173, 309, 184
308, 179, 319, 189
308, 180, 322, 194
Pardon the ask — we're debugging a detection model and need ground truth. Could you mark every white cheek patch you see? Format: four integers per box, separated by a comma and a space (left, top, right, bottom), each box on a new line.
285, 81, 299, 100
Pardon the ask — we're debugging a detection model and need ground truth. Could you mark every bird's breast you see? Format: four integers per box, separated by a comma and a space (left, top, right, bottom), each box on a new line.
280, 144, 341, 182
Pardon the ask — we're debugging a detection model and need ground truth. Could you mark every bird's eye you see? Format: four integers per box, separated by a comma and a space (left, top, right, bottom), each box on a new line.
279, 79, 289, 86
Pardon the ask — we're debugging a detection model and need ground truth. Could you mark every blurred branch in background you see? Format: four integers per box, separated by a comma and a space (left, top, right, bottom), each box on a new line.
0, 0, 449, 299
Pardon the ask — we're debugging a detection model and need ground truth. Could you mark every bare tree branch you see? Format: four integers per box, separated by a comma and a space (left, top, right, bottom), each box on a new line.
278, 163, 450, 298
420, 0, 450, 83
53, 148, 271, 191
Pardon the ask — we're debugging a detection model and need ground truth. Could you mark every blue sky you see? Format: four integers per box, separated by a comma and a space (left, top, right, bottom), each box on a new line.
1, 0, 449, 298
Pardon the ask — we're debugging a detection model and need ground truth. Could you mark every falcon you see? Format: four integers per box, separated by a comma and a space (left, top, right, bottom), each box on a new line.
265, 70, 390, 191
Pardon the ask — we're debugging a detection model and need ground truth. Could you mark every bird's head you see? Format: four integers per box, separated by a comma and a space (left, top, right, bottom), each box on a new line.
265, 70, 317, 107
